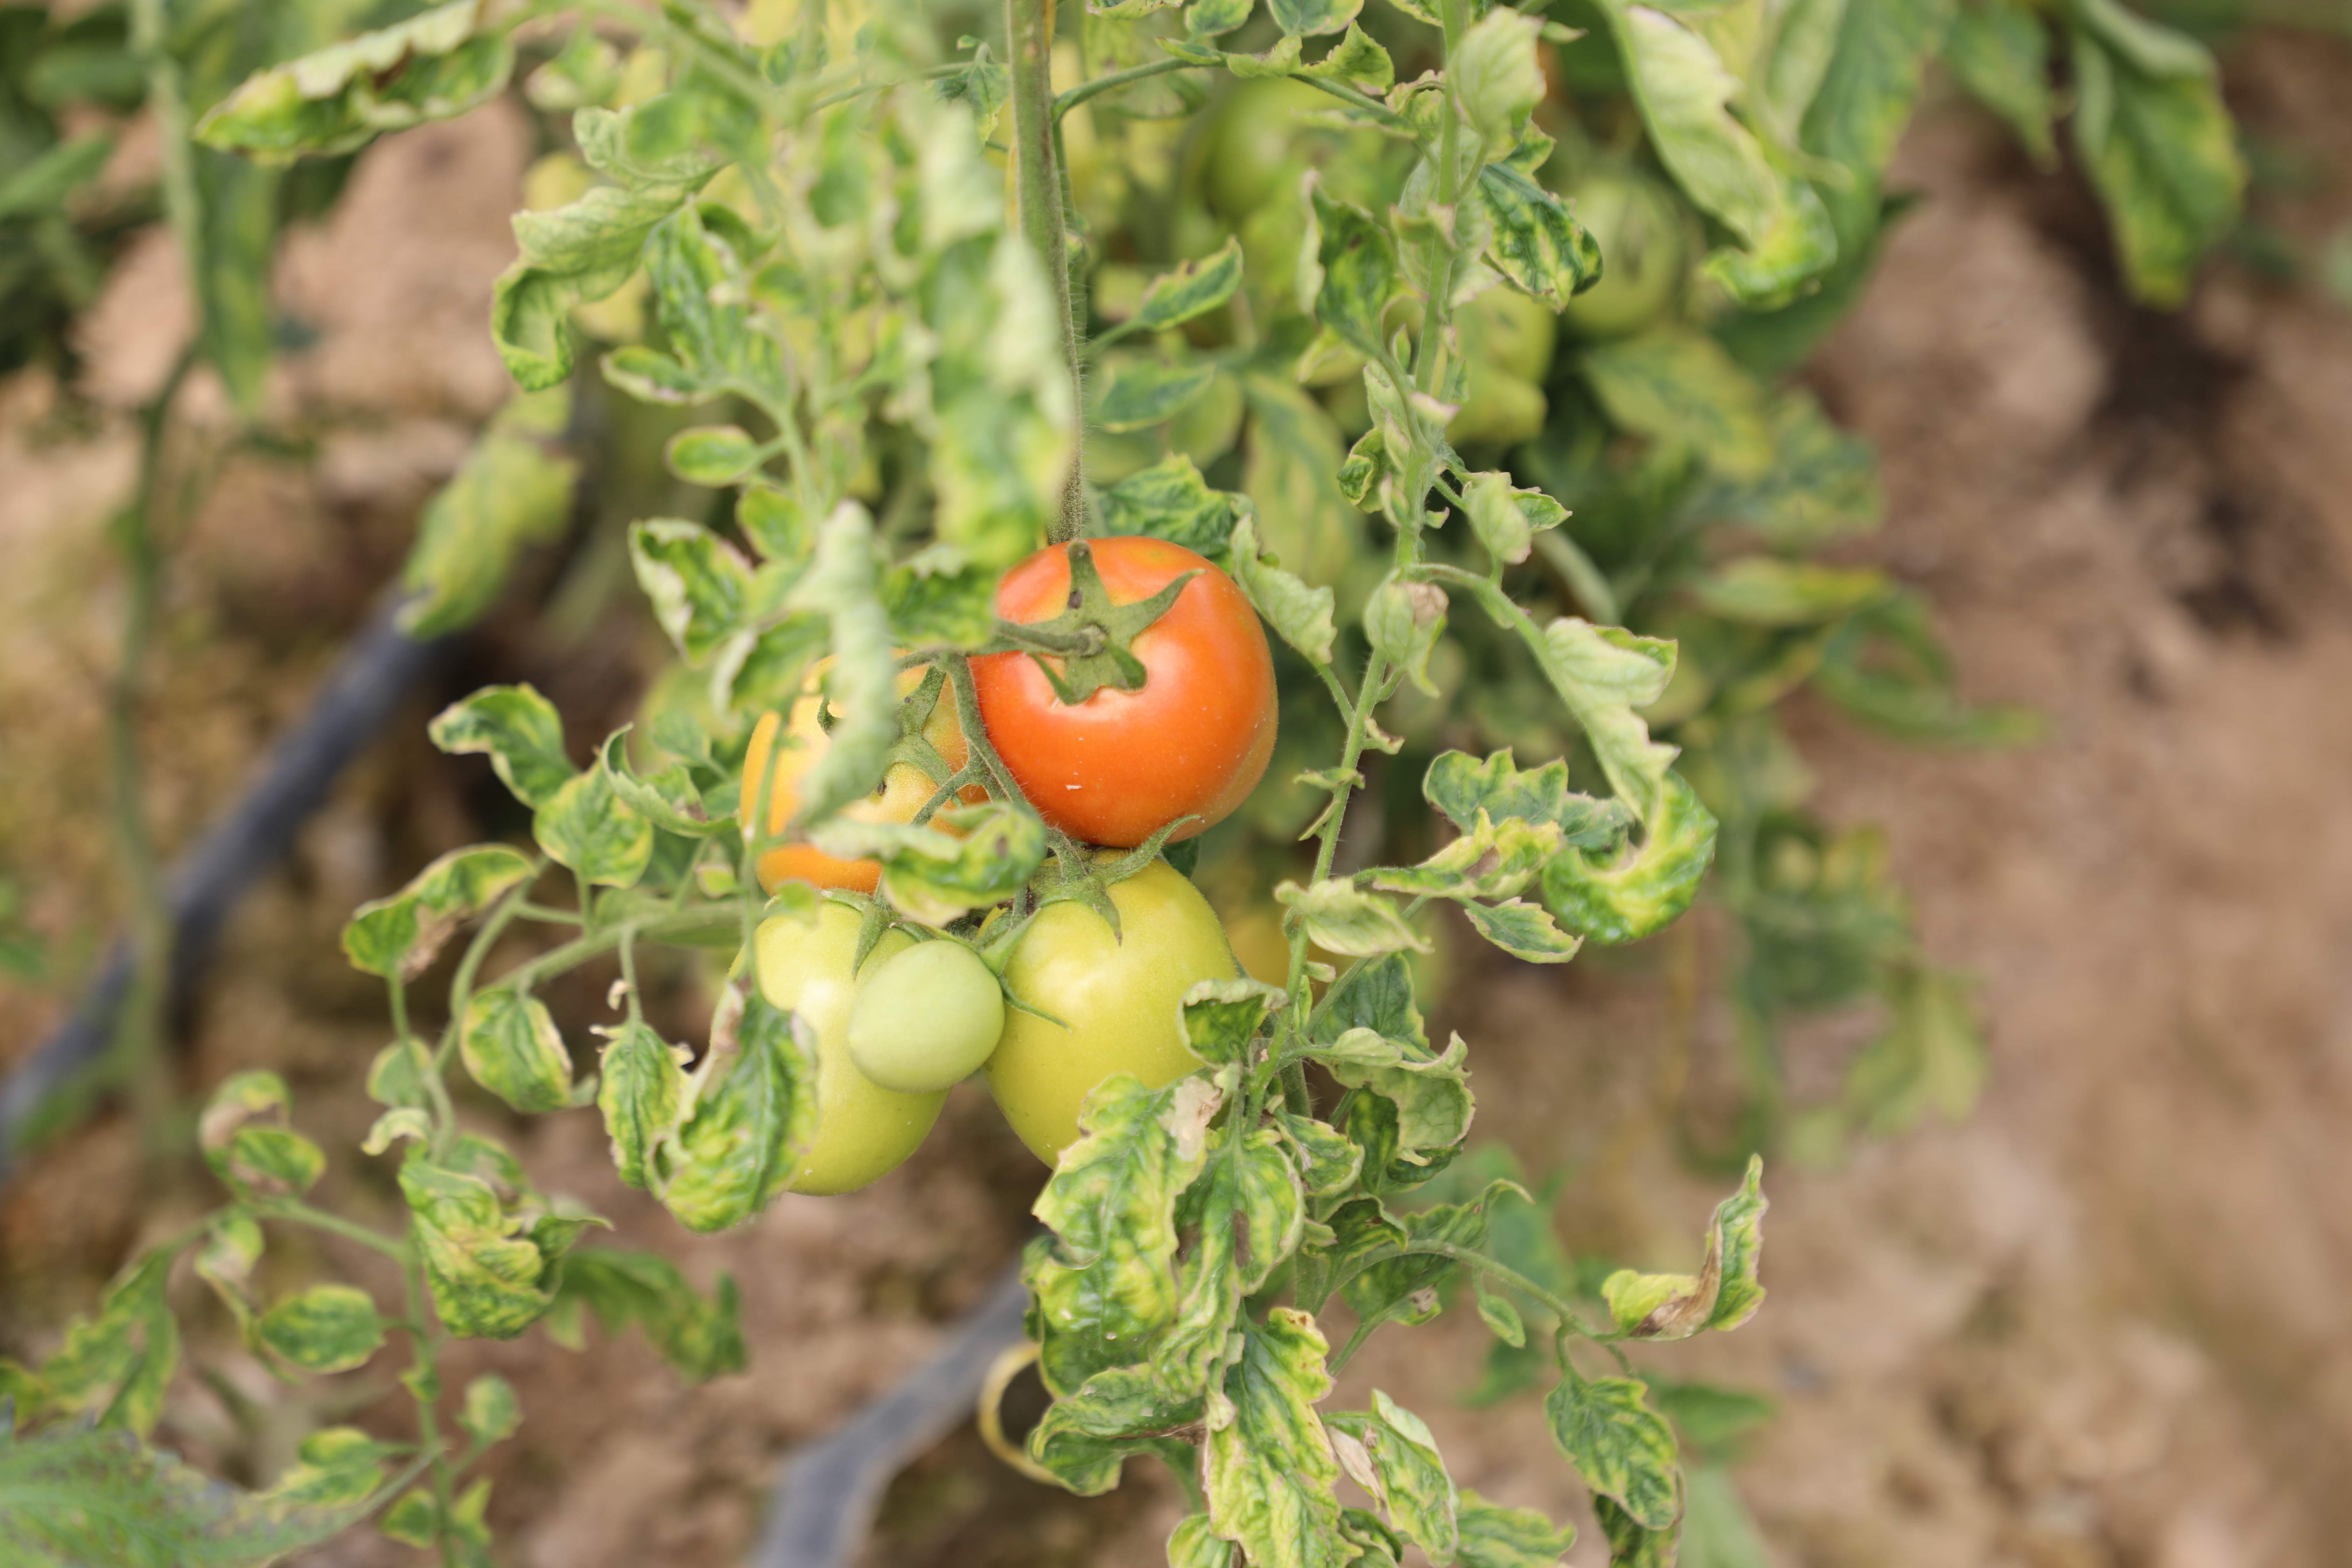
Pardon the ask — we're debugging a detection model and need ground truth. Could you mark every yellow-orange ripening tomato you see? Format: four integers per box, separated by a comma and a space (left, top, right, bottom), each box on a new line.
754, 903, 942, 1195
985, 859, 1239, 1166
741, 661, 982, 894
971, 538, 1277, 849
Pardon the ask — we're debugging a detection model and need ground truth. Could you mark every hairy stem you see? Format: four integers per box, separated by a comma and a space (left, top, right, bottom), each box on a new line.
1053, 56, 1201, 121
261, 1199, 412, 1263
106, 348, 196, 1176
1280, 648, 1390, 1034
399, 1236, 457, 1568
1006, 0, 1086, 542
940, 652, 1031, 805
1412, 0, 1474, 397
488, 906, 745, 1000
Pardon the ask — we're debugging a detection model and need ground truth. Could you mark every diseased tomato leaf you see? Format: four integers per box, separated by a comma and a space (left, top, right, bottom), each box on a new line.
1158, 1125, 1305, 1400
1026, 1073, 1222, 1396
1204, 1311, 1352, 1568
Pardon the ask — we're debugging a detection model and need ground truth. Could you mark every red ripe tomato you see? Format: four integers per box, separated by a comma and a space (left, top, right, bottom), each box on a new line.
972, 538, 1277, 848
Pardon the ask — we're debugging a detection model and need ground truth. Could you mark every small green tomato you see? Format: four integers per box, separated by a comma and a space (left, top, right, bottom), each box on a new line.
846, 940, 1007, 1094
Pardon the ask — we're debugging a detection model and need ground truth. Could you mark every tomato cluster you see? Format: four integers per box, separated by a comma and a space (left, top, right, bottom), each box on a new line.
742, 537, 1273, 1188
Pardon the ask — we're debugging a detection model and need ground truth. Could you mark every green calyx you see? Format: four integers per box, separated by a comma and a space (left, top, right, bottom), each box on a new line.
994, 540, 1200, 708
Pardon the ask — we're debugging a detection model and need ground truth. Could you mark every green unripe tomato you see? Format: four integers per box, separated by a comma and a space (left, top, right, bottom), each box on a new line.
1447, 363, 1548, 449
846, 939, 1006, 1094
754, 904, 943, 1195
1560, 167, 1688, 340
1460, 283, 1559, 385
1202, 77, 1395, 221
1203, 77, 1331, 219
985, 860, 1239, 1167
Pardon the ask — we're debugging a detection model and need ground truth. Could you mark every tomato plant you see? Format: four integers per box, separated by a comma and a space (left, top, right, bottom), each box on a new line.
974, 537, 1278, 849
0, 0, 2253, 1563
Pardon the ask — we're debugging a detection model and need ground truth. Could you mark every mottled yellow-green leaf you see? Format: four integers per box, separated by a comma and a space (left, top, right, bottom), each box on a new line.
256, 1285, 386, 1375
658, 991, 817, 1233
460, 987, 575, 1114
400, 390, 577, 637
1542, 770, 1716, 944
1455, 1490, 1577, 1568
813, 804, 1048, 927
398, 1156, 552, 1341
1324, 1391, 1456, 1559
1134, 237, 1246, 331
1369, 811, 1563, 903
1945, 0, 2057, 167
341, 843, 536, 982
1229, 514, 1338, 670
1028, 1073, 1223, 1395
1275, 881, 1429, 957
2064, 2, 2242, 308
1028, 1364, 1204, 1496
1158, 1126, 1306, 1400
1205, 1310, 1352, 1568
1690, 558, 1894, 628
427, 686, 575, 810
1545, 1375, 1679, 1532
551, 1250, 747, 1382
193, 0, 514, 164
630, 520, 756, 667
1600, 1155, 1768, 1340
1577, 326, 1774, 481
1842, 965, 1989, 1134
533, 765, 653, 889
596, 1020, 686, 1192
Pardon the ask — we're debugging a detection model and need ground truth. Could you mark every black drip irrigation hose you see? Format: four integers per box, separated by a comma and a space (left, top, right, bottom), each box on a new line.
749, 1260, 1032, 1568
0, 599, 454, 1191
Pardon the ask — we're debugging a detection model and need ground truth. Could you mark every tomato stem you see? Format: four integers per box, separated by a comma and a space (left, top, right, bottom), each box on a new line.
261, 1198, 411, 1264
939, 652, 1032, 808
1006, 0, 1087, 543
1054, 56, 1204, 121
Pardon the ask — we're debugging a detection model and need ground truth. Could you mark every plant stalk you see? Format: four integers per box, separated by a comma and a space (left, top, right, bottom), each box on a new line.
1413, 0, 1475, 396
1006, 0, 1086, 542
106, 351, 196, 1177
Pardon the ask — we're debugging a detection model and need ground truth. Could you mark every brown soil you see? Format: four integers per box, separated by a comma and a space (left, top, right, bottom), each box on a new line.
5, 29, 2352, 1568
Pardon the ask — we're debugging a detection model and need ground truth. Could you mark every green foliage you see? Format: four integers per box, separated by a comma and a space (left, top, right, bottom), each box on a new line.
194, 1, 516, 164
1025, 1074, 1220, 1397
2065, 0, 2246, 307
546, 1251, 748, 1382
0, 1425, 378, 1568
401, 389, 579, 636
255, 1285, 387, 1376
